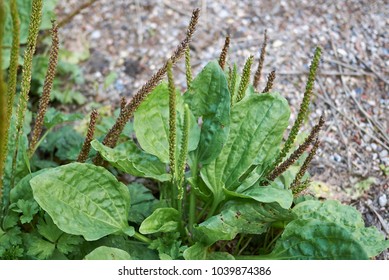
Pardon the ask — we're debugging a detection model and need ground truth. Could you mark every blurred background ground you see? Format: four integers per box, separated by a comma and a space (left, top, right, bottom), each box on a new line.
55, 0, 388, 258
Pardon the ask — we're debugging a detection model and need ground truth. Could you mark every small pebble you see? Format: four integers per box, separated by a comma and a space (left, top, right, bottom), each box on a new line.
379, 149, 388, 158
371, 143, 378, 151
378, 194, 387, 207
272, 40, 283, 48
337, 48, 347, 56
363, 135, 371, 143
90, 30, 102, 39
331, 153, 342, 162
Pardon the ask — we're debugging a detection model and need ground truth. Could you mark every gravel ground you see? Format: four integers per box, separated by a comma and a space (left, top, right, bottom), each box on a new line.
55, 0, 389, 258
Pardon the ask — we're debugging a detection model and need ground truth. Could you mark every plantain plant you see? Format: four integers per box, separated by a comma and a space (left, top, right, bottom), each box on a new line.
0, 3, 388, 260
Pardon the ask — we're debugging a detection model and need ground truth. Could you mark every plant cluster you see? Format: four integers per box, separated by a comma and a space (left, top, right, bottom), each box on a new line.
0, 2, 388, 260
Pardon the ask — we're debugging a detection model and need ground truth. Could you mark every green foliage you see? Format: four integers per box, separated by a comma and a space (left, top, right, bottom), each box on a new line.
127, 183, 158, 224
268, 219, 369, 260
149, 232, 187, 260
91, 139, 171, 182
134, 83, 200, 164
194, 201, 294, 246
0, 6, 387, 260
39, 125, 84, 161
84, 246, 131, 260
291, 200, 389, 258
1, 0, 58, 69
30, 163, 134, 241
184, 60, 230, 164
140, 208, 180, 234
200, 93, 290, 209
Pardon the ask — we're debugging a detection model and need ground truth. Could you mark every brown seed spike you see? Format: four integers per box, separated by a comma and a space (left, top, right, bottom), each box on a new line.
291, 139, 321, 194
218, 35, 230, 69
78, 109, 99, 163
120, 96, 126, 113
253, 29, 268, 90
94, 9, 200, 165
28, 21, 59, 158
265, 116, 325, 183
261, 70, 276, 93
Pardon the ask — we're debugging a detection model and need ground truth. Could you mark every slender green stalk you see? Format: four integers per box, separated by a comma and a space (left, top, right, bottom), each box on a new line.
167, 59, 177, 181
184, 45, 192, 88
28, 22, 59, 158
196, 199, 212, 224
3, 0, 20, 156
0, 0, 8, 204
206, 195, 222, 219
133, 232, 152, 244
11, 0, 43, 187
228, 64, 237, 106
177, 104, 190, 200
273, 47, 322, 167
236, 55, 253, 103
238, 236, 253, 255
188, 157, 198, 234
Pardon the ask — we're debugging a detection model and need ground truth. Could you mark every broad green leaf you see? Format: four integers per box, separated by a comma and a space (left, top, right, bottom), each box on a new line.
293, 200, 365, 228
84, 246, 132, 260
30, 163, 133, 241
139, 208, 180, 234
91, 139, 170, 182
201, 93, 290, 204
225, 185, 293, 209
183, 242, 207, 260
134, 83, 200, 163
183, 242, 235, 260
293, 200, 389, 257
184, 60, 230, 164
84, 235, 158, 260
194, 201, 295, 246
127, 183, 158, 224
237, 157, 309, 194
269, 219, 369, 260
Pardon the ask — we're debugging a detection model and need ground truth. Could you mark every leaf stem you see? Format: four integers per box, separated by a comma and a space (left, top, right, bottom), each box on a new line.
188, 158, 198, 234
133, 232, 152, 244
196, 199, 212, 224
206, 197, 220, 219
